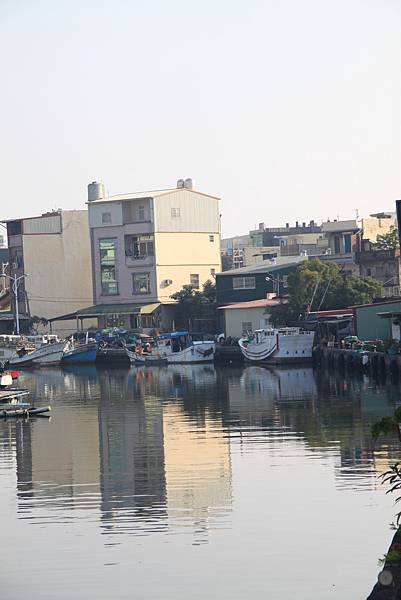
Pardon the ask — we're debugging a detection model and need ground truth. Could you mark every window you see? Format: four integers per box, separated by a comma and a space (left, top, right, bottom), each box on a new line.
344, 234, 351, 253
366, 268, 372, 276
138, 205, 145, 221
99, 239, 118, 295
133, 272, 151, 294
233, 276, 256, 289
209, 235, 214, 242
334, 236, 341, 254
190, 274, 200, 289
171, 207, 180, 218
102, 212, 111, 224
125, 234, 154, 259
282, 275, 288, 288
242, 322, 252, 335
210, 268, 215, 277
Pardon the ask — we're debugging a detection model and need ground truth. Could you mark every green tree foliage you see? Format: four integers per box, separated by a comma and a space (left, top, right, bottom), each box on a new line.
373, 226, 399, 250
170, 280, 217, 332
267, 259, 382, 326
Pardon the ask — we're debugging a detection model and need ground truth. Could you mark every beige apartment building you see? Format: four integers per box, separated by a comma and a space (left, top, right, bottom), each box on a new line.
4, 210, 93, 335
85, 178, 221, 331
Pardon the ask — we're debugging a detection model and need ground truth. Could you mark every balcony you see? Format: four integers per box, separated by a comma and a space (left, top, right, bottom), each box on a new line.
125, 252, 155, 268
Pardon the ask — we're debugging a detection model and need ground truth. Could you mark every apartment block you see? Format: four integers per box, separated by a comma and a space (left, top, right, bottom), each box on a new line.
3, 210, 93, 334
87, 179, 221, 330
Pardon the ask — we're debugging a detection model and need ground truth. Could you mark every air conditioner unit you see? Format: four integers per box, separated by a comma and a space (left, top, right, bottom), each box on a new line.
164, 279, 173, 286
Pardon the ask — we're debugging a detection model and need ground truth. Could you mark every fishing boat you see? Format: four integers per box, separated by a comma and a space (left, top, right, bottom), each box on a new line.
62, 341, 98, 365
126, 331, 215, 365
7, 340, 68, 368
238, 327, 315, 364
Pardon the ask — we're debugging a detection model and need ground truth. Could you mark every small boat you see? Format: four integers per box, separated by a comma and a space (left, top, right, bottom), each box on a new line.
126, 331, 215, 365
62, 341, 98, 365
0, 387, 50, 418
7, 340, 68, 368
238, 327, 315, 364
0, 405, 51, 418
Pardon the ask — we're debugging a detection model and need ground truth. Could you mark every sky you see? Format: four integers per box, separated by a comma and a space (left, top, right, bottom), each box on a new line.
0, 0, 400, 237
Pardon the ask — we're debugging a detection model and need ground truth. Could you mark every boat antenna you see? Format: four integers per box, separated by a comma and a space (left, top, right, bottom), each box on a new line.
316, 277, 333, 312
308, 277, 320, 312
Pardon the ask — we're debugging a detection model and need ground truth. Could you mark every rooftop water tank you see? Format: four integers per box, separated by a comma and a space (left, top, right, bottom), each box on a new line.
184, 178, 193, 189
88, 181, 105, 202
177, 179, 185, 188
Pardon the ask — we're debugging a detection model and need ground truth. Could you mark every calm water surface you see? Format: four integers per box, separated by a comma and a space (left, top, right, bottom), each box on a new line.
1, 365, 401, 599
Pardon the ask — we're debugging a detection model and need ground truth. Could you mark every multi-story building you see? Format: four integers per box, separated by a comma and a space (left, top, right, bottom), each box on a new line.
87, 178, 221, 330
3, 210, 93, 335
355, 240, 401, 298
319, 219, 361, 274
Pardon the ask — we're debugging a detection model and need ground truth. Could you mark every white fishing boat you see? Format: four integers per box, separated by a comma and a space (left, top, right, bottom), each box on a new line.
7, 340, 68, 367
126, 331, 215, 365
238, 328, 315, 364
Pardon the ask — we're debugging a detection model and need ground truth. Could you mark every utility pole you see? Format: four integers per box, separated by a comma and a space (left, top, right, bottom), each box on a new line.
0, 273, 27, 335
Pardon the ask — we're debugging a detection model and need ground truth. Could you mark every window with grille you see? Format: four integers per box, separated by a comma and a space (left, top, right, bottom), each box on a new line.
232, 276, 256, 289
242, 322, 252, 335
133, 272, 151, 294
125, 234, 154, 259
102, 212, 111, 224
99, 239, 118, 295
171, 208, 180, 218
190, 274, 200, 289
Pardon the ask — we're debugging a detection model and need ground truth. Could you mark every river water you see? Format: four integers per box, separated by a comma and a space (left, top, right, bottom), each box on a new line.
1, 365, 401, 599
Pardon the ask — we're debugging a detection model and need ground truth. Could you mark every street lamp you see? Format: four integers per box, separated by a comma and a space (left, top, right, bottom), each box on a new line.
265, 273, 285, 296
0, 273, 28, 335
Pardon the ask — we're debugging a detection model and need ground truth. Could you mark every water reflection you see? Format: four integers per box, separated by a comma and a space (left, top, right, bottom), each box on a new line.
2, 365, 401, 535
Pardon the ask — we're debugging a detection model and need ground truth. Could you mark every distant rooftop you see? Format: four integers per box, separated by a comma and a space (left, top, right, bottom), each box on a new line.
217, 255, 305, 276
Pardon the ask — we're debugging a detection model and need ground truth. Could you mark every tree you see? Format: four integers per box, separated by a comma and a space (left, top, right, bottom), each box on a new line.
28, 315, 48, 333
373, 227, 399, 250
267, 259, 382, 326
170, 280, 217, 332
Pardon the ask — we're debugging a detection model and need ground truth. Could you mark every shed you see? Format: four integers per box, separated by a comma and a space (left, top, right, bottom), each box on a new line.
353, 300, 401, 341
217, 297, 284, 338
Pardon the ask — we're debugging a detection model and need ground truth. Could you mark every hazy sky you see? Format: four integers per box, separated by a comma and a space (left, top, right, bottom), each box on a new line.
1, 0, 400, 237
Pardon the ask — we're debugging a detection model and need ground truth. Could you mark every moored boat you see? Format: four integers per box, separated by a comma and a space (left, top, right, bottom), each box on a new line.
7, 340, 68, 368
126, 331, 216, 365
238, 328, 315, 364
62, 342, 98, 365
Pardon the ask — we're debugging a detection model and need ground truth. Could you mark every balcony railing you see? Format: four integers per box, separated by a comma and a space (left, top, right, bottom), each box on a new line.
125, 253, 154, 267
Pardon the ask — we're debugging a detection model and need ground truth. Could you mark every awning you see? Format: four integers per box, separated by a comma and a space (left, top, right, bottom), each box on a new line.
48, 303, 160, 323
140, 303, 161, 315
377, 312, 401, 319
0, 311, 30, 321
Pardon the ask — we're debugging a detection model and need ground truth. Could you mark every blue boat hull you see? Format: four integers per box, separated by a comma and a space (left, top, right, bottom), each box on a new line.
62, 345, 98, 364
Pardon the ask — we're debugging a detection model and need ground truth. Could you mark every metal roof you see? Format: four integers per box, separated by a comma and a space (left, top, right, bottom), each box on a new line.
88, 188, 220, 204
48, 303, 161, 322
217, 256, 305, 276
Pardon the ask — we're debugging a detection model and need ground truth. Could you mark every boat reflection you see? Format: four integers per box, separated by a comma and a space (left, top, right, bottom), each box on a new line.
1, 365, 400, 541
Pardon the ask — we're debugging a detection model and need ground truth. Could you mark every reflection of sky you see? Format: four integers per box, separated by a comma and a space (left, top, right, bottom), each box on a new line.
1, 366, 401, 598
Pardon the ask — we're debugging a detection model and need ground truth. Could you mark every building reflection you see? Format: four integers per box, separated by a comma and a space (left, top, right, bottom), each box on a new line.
4, 363, 401, 537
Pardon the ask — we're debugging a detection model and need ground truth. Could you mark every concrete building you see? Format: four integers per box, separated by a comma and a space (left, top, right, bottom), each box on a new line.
355, 241, 401, 298
217, 296, 283, 337
86, 178, 221, 331
361, 212, 396, 243
319, 219, 361, 274
3, 210, 93, 335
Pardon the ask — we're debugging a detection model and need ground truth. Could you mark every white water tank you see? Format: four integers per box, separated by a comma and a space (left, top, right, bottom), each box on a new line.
184, 178, 193, 189
88, 181, 105, 202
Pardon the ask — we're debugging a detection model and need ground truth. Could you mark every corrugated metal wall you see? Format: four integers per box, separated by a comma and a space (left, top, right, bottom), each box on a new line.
154, 191, 220, 233
23, 215, 61, 235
